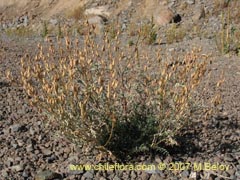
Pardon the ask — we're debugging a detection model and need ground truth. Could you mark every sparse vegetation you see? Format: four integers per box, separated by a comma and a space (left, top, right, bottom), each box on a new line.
5, 26, 34, 37
1, 1, 239, 179
213, 0, 230, 10
105, 20, 120, 40
139, 17, 158, 45
57, 22, 63, 39
20, 24, 212, 159
166, 24, 186, 44
215, 4, 240, 55
127, 23, 139, 37
128, 40, 134, 46
42, 21, 49, 38
67, 6, 85, 21
213, 0, 240, 23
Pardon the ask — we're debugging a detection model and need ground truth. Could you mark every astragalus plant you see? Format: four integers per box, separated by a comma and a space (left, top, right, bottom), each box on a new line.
20, 27, 209, 158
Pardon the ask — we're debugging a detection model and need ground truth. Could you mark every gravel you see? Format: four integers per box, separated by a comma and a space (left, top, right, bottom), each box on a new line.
0, 0, 240, 179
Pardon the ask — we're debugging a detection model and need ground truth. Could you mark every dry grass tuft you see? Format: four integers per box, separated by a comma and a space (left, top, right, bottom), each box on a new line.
166, 24, 186, 44
67, 6, 86, 21
139, 18, 158, 45
5, 26, 34, 37
213, 0, 240, 22
215, 4, 240, 55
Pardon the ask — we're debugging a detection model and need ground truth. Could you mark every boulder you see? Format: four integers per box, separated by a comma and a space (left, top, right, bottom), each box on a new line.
142, 0, 179, 26
84, 6, 110, 17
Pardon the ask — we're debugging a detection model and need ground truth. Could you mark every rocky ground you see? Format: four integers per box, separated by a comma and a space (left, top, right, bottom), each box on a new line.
0, 0, 240, 179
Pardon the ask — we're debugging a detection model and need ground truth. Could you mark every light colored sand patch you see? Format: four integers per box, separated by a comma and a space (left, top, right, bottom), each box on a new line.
0, 0, 89, 19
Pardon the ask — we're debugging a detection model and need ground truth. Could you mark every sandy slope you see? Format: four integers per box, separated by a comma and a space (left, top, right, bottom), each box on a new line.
0, 0, 88, 20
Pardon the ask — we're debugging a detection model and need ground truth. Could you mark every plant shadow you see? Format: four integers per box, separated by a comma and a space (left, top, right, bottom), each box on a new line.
99, 113, 158, 161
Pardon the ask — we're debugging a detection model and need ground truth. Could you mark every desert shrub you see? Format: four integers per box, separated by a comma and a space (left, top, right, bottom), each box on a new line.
215, 8, 240, 55
166, 24, 186, 44
104, 20, 120, 40
139, 17, 158, 45
213, 0, 240, 53
213, 0, 240, 22
57, 22, 63, 38
5, 26, 34, 37
20, 26, 209, 158
67, 6, 85, 20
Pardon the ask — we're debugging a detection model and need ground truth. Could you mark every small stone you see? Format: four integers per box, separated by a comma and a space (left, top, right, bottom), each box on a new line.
222, 171, 230, 177
69, 169, 84, 175
11, 164, 24, 172
181, 170, 189, 178
29, 127, 35, 135
116, 170, 123, 177
11, 141, 19, 149
17, 139, 24, 147
224, 154, 234, 162
49, 19, 58, 26
186, 0, 195, 5
37, 121, 42, 126
26, 144, 34, 152
10, 124, 23, 132
155, 155, 161, 163
140, 171, 150, 179
41, 148, 52, 157
2, 169, 8, 177
145, 169, 157, 174
99, 177, 107, 180
235, 170, 240, 177
130, 171, 137, 179
35, 170, 62, 180
230, 175, 237, 179
121, 23, 127, 31
83, 171, 94, 179
22, 170, 30, 178
68, 155, 78, 163
140, 156, 146, 161
23, 15, 29, 26
15, 157, 22, 162
149, 174, 161, 180
164, 156, 172, 163
84, 6, 110, 17
38, 135, 43, 141
1, 24, 6, 31
108, 174, 115, 179
122, 171, 130, 179
189, 171, 196, 179
113, 175, 121, 180
6, 157, 14, 166
227, 169, 235, 176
